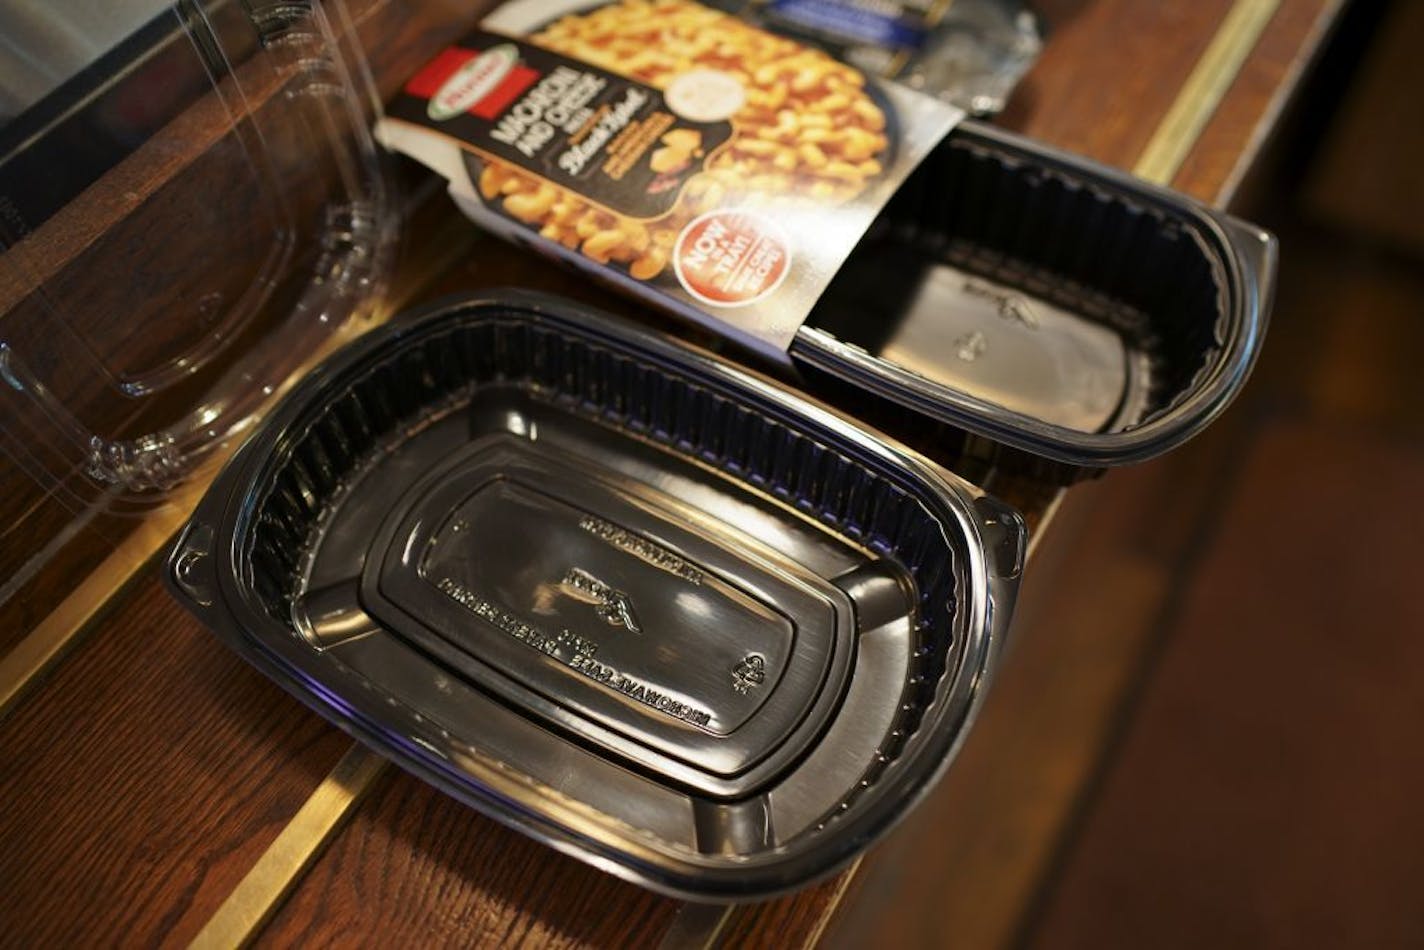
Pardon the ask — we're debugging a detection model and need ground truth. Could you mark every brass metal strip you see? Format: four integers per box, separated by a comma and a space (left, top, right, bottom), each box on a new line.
187, 744, 389, 950
1133, 0, 1284, 186
1025, 490, 1064, 562
1211, 0, 1346, 207
798, 859, 866, 948
0, 482, 204, 717
656, 900, 735, 950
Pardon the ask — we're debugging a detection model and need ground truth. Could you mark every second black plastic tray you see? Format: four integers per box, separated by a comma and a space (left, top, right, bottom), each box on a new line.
793, 119, 1274, 472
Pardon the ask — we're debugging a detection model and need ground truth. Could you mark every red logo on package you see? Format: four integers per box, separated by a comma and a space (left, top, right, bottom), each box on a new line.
673, 210, 792, 308
406, 45, 538, 121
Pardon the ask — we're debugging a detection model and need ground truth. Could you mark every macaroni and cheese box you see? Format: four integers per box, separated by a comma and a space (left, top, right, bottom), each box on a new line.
377, 0, 962, 357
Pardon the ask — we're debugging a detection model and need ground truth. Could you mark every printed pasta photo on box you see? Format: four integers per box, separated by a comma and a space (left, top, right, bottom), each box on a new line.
377, 0, 963, 355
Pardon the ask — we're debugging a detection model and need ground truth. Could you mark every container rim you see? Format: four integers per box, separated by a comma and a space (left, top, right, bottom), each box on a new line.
791, 119, 1276, 468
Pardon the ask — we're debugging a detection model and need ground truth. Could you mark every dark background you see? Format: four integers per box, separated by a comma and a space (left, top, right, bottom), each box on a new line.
833, 1, 1424, 945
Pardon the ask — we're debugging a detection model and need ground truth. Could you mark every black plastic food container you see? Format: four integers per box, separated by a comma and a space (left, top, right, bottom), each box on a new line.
793, 120, 1274, 479
168, 291, 1024, 899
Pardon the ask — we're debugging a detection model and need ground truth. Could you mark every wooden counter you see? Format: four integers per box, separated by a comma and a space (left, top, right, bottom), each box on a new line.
0, 0, 1343, 945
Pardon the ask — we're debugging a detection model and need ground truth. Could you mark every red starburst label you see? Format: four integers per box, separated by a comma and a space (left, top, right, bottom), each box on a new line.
673, 210, 792, 308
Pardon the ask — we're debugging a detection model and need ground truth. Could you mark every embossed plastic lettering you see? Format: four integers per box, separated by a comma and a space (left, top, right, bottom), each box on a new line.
561, 567, 642, 632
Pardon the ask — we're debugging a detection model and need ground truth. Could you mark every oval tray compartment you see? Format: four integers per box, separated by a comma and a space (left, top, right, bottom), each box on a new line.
168, 291, 1022, 899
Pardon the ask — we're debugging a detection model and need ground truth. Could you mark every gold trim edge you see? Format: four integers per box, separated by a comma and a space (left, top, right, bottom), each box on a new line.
1134, 0, 1283, 187
187, 744, 389, 950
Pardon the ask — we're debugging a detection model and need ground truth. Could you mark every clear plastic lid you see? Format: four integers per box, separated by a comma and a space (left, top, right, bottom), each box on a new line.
0, 0, 395, 545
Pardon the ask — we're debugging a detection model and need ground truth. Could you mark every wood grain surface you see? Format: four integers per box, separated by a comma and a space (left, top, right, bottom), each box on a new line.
1027, 425, 1424, 949
1174, 0, 1348, 205
1020, 79, 1424, 936
1303, 0, 1424, 253
260, 770, 682, 948
0, 576, 351, 947
0, 0, 1342, 945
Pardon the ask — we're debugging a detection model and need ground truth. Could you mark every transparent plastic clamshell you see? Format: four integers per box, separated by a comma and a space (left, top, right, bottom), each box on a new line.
0, 0, 395, 556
